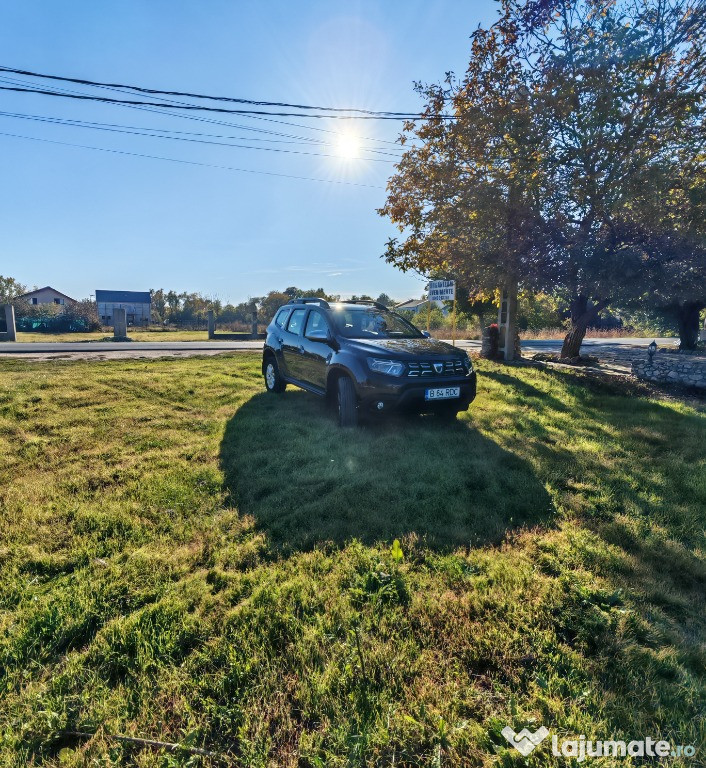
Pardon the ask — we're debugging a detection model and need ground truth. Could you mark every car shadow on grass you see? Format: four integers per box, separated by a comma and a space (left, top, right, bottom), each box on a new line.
219, 389, 556, 552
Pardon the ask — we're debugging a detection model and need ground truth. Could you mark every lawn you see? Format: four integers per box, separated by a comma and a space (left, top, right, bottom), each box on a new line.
0, 354, 704, 767
16, 330, 216, 343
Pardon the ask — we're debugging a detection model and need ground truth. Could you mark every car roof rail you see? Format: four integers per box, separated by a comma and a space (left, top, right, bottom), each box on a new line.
344, 299, 389, 310
287, 297, 330, 309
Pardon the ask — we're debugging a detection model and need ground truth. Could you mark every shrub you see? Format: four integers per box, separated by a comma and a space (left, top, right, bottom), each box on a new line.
14, 299, 100, 333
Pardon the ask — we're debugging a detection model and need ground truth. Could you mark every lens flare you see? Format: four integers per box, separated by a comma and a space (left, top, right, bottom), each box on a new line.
335, 131, 360, 160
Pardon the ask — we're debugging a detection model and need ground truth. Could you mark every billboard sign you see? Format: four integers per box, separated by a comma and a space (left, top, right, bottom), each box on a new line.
428, 280, 456, 302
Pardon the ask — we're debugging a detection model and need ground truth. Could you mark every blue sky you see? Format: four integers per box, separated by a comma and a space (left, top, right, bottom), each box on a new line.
1, 1, 499, 305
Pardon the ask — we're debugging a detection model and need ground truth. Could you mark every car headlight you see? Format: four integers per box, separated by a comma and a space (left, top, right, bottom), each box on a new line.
368, 358, 405, 377
461, 352, 473, 372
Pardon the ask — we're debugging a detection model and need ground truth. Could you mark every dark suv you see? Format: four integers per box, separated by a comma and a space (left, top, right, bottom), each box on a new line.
262, 298, 477, 426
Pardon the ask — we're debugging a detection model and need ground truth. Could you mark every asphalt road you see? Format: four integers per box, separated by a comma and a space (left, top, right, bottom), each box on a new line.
0, 337, 678, 363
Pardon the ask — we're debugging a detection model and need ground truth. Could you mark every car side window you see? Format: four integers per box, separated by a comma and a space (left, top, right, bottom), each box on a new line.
274, 309, 290, 328
304, 310, 330, 338
287, 308, 306, 335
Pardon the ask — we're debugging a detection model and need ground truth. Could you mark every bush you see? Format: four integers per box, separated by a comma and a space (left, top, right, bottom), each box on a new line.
65, 300, 101, 331
518, 291, 564, 331
14, 299, 100, 333
454, 312, 470, 331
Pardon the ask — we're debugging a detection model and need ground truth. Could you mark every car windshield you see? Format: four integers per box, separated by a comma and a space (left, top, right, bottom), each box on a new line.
332, 307, 424, 339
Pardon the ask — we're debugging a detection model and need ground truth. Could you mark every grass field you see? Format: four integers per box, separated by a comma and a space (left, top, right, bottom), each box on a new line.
0, 354, 704, 766
16, 331, 214, 343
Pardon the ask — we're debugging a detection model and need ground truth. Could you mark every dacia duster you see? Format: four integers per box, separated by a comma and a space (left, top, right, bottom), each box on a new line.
262, 298, 477, 427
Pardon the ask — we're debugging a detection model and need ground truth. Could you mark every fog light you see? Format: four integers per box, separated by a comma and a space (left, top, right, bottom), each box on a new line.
376, 401, 384, 410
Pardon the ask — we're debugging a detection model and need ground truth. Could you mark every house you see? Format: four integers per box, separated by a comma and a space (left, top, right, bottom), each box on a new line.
17, 286, 77, 308
395, 298, 449, 315
95, 290, 151, 327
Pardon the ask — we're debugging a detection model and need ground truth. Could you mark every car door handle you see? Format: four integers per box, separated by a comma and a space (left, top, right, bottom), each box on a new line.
275, 336, 283, 344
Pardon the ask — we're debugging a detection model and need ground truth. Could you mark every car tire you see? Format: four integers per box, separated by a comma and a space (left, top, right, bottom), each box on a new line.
264, 357, 286, 393
337, 376, 358, 427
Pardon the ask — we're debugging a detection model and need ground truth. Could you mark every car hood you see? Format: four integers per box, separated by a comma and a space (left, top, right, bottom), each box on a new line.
345, 337, 461, 358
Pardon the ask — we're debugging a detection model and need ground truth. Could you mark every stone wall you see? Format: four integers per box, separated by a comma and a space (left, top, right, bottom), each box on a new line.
632, 348, 706, 390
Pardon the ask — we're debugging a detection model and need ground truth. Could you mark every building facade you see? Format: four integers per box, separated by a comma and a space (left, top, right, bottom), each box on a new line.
95, 290, 151, 326
17, 286, 77, 308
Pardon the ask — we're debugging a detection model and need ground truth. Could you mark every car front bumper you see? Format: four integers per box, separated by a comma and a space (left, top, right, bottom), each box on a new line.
357, 371, 477, 414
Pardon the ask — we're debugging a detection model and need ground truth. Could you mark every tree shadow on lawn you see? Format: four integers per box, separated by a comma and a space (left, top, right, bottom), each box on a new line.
481, 368, 571, 412
219, 389, 556, 552
483, 364, 706, 610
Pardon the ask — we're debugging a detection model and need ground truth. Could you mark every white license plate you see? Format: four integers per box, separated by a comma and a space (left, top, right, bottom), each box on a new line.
425, 386, 461, 401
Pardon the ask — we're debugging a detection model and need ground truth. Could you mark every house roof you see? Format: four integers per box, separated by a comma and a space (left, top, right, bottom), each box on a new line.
95, 290, 151, 304
395, 298, 429, 309
17, 286, 77, 302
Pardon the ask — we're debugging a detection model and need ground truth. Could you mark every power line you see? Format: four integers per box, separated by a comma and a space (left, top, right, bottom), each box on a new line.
113, 101, 409, 150
0, 83, 447, 120
0, 73, 411, 150
0, 110, 400, 161
0, 130, 386, 188
0, 64, 451, 119
0, 97, 405, 157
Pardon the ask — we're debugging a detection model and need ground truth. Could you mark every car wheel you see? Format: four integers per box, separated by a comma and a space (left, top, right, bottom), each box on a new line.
264, 357, 286, 393
337, 376, 358, 427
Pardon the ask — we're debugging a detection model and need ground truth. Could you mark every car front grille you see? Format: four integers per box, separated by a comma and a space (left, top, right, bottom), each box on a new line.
407, 360, 466, 377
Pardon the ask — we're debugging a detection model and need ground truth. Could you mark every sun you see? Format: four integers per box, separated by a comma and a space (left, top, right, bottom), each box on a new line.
335, 130, 360, 160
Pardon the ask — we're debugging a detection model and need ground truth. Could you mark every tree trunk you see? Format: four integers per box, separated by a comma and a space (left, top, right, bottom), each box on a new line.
560, 295, 607, 358
560, 319, 589, 358
677, 301, 702, 350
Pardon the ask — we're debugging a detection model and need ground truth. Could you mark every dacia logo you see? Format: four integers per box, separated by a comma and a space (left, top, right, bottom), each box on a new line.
502, 726, 550, 756
433, 362, 443, 373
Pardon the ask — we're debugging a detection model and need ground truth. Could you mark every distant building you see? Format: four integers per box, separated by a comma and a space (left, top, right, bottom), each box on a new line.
96, 290, 151, 326
395, 298, 449, 315
17, 286, 77, 309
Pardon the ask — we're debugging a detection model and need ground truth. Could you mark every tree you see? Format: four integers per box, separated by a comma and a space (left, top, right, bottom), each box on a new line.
380, 0, 706, 358
379, 9, 558, 356
0, 276, 28, 302
165, 290, 181, 316
512, 0, 706, 356
609, 122, 706, 347
150, 289, 167, 324
282, 286, 338, 301
661, 246, 706, 350
375, 293, 395, 307
628, 230, 706, 348
518, 290, 564, 331
63, 299, 101, 331
221, 301, 252, 324
258, 291, 290, 323
349, 294, 374, 302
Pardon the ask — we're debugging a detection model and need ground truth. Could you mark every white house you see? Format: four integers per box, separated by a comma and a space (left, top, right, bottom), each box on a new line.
395, 298, 449, 316
17, 286, 77, 308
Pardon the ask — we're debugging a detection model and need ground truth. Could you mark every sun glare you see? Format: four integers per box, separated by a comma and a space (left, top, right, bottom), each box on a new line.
335, 130, 361, 160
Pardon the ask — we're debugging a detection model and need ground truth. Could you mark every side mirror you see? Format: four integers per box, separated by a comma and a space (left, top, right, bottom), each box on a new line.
422, 330, 431, 338
305, 328, 329, 343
